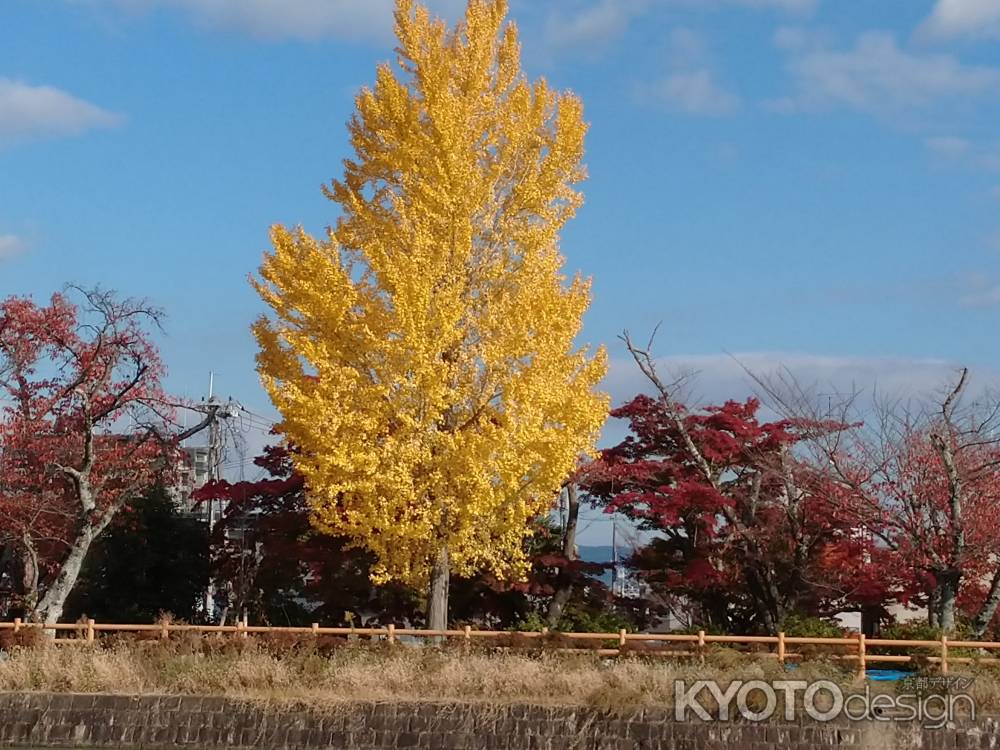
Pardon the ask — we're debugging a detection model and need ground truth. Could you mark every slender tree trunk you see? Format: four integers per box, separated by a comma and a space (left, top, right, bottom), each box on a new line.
930, 401, 966, 635
746, 567, 782, 634
19, 536, 40, 620
34, 521, 106, 626
427, 547, 450, 631
31, 412, 218, 626
973, 566, 1000, 638
0, 543, 32, 619
546, 485, 580, 629
937, 569, 961, 633
704, 595, 732, 634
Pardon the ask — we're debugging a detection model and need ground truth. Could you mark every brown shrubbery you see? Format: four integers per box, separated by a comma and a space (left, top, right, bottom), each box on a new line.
0, 634, 852, 710
0, 627, 44, 650
7, 631, 1000, 713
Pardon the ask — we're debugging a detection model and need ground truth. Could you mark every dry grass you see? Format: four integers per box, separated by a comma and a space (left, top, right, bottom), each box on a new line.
0, 636, 866, 712
5, 634, 997, 714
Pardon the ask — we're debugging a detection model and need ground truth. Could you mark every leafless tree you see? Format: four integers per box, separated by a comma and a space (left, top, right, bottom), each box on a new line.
749, 365, 1000, 635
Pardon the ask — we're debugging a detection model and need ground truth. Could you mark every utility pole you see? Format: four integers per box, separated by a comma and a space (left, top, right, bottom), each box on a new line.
558, 486, 567, 535
191, 372, 240, 622
611, 518, 619, 597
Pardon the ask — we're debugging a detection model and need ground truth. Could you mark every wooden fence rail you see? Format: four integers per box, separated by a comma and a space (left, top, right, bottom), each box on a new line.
1, 619, 992, 678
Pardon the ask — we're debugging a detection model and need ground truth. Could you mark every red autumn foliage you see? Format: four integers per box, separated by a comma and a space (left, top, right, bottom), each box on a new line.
829, 420, 1000, 635
0, 288, 203, 623
199, 444, 619, 631
195, 444, 422, 627
582, 394, 888, 633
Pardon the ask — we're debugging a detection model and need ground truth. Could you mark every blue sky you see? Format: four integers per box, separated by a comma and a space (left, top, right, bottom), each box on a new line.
3, 0, 1000, 489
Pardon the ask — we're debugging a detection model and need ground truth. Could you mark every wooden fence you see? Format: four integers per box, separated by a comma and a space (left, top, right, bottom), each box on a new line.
3, 618, 998, 678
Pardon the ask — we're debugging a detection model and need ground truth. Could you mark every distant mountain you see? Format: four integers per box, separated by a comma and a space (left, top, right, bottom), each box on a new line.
579, 545, 613, 584
578, 545, 613, 565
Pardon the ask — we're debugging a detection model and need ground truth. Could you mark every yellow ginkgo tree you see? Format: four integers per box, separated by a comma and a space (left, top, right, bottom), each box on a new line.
252, 0, 608, 629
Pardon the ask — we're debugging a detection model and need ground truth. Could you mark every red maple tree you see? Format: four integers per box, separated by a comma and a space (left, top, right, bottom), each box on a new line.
578, 332, 898, 634
0, 288, 213, 624
583, 392, 884, 633
195, 444, 423, 627
753, 365, 1000, 635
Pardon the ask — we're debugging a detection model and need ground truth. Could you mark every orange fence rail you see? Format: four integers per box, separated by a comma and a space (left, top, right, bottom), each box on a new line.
1, 619, 991, 678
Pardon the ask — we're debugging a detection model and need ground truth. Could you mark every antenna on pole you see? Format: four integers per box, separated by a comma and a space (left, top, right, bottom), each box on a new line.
559, 486, 566, 535
204, 370, 223, 622
612, 518, 618, 597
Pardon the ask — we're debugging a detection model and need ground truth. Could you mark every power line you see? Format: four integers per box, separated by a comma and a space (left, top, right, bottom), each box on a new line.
238, 405, 276, 428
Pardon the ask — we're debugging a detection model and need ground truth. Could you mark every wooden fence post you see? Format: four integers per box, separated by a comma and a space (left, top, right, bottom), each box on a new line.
2, 618, 970, 670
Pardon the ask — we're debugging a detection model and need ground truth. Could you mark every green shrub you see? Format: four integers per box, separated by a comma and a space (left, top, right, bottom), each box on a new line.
559, 607, 631, 635
511, 608, 632, 636
779, 613, 845, 639
880, 622, 948, 642
511, 613, 546, 633
875, 620, 977, 662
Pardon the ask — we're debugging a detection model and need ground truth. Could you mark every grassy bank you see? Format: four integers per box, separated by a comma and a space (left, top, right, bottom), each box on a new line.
0, 635, 996, 713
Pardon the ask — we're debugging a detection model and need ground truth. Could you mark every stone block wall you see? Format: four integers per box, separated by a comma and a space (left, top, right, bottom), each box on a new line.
0, 693, 994, 749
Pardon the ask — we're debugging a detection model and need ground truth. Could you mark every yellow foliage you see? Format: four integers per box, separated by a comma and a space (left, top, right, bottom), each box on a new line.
252, 0, 608, 588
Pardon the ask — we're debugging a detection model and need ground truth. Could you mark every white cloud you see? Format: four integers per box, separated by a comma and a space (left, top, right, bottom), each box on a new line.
545, 0, 644, 48
642, 69, 740, 115
78, 0, 465, 42
772, 25, 837, 54
958, 272, 1000, 307
962, 285, 1000, 308
771, 32, 1000, 114
774, 26, 808, 50
0, 79, 121, 142
671, 0, 818, 11
605, 351, 968, 416
924, 136, 1000, 171
730, 0, 816, 9
0, 235, 27, 261
925, 135, 970, 157
95, 0, 815, 46
600, 351, 1000, 451
545, 0, 816, 52
638, 27, 740, 116
666, 27, 709, 67
920, 0, 1000, 41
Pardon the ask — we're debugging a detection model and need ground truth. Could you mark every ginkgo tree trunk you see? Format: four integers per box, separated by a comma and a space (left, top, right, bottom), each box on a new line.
252, 0, 608, 630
